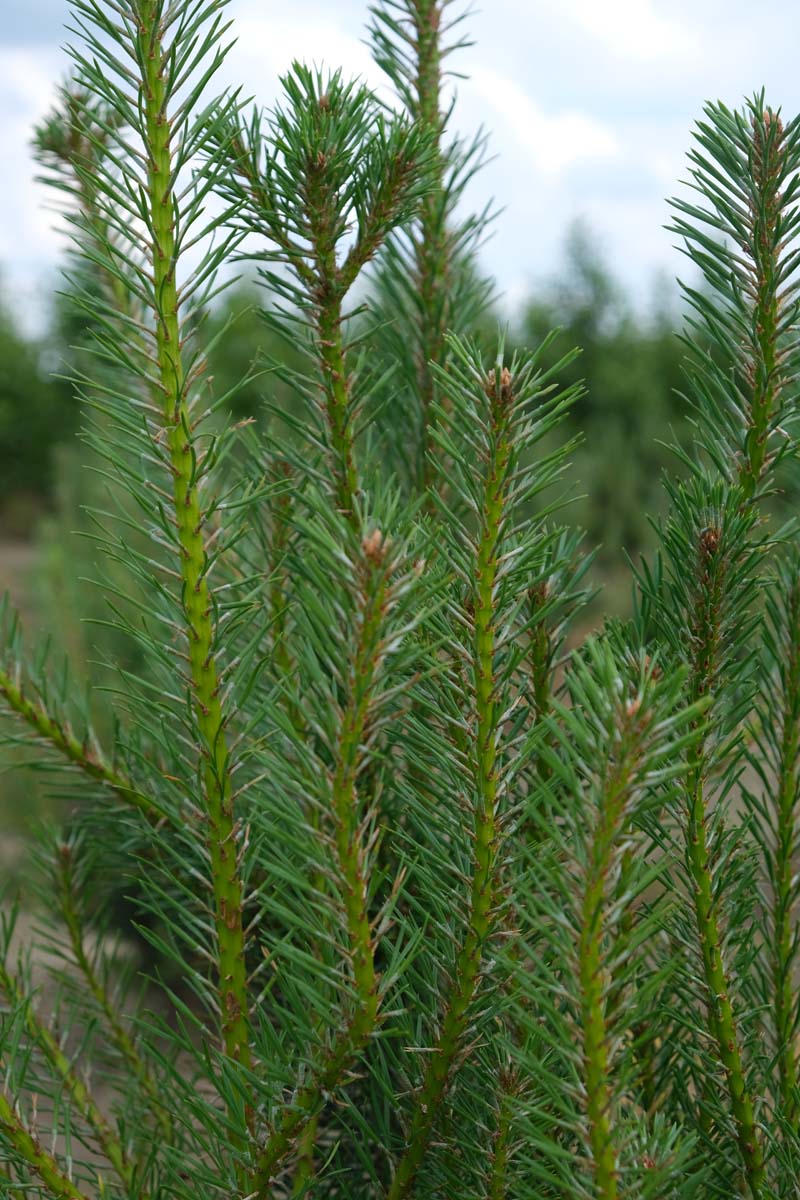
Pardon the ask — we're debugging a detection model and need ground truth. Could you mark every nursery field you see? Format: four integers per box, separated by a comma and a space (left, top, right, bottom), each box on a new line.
2, 1, 800, 1198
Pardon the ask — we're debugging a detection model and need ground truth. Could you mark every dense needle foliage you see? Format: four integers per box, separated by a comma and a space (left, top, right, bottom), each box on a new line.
2, 2, 800, 1198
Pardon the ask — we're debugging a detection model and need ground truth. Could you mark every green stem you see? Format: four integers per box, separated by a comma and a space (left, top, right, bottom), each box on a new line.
317, 300, 359, 522
0, 666, 158, 822
605, 849, 657, 1119
253, 538, 388, 1195
0, 964, 138, 1193
487, 1080, 515, 1200
526, 582, 554, 726
576, 745, 644, 1199
411, 1, 449, 493
266, 468, 324, 1193
290, 1112, 320, 1198
303, 119, 360, 524
770, 580, 800, 1123
525, 580, 560, 805
686, 775, 764, 1193
268, 460, 295, 675
579, 929, 616, 1196
57, 843, 172, 1143
387, 371, 511, 1200
738, 109, 783, 502
0, 1088, 90, 1200
267, 458, 311, 746
683, 527, 764, 1195
138, 1, 249, 1071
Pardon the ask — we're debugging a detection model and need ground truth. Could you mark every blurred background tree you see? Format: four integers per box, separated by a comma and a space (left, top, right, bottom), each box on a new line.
0, 285, 79, 541
513, 221, 690, 601
0, 221, 690, 640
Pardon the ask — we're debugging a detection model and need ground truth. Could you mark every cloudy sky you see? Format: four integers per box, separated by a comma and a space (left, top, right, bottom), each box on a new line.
1, 0, 797, 330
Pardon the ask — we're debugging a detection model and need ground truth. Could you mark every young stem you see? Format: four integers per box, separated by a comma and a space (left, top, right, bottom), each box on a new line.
0, 964, 138, 1193
56, 843, 172, 1142
684, 527, 764, 1194
487, 1077, 516, 1200
579, 907, 617, 1196
253, 537, 388, 1194
316, 298, 359, 522
613, 862, 657, 1118
138, 1, 249, 1070
686, 773, 764, 1192
0, 665, 158, 822
410, 1, 448, 492
305, 129, 360, 523
268, 460, 296, 689
524, 581, 561, 804
526, 583, 555, 726
738, 109, 783, 502
0, 1089, 90, 1200
576, 714, 648, 1200
266, 467, 325, 1190
386, 369, 512, 1200
289, 1114, 320, 1197
770, 578, 800, 1123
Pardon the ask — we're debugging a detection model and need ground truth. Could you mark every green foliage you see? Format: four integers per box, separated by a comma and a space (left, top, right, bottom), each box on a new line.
517, 223, 690, 571
365, 0, 495, 491
2, 5, 800, 1200
0, 296, 77, 533
511, 644, 708, 1200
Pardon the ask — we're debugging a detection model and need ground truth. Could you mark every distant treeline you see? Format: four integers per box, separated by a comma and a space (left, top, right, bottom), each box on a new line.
0, 223, 689, 575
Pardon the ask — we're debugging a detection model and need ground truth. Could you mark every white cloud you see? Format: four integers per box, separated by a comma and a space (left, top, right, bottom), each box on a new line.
224, 7, 388, 105
563, 0, 700, 64
646, 148, 689, 190
468, 68, 620, 178
0, 48, 66, 266
1, 50, 55, 113
0, 0, 794, 333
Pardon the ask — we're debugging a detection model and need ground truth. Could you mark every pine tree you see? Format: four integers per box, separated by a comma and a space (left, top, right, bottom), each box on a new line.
2, 4, 800, 1199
